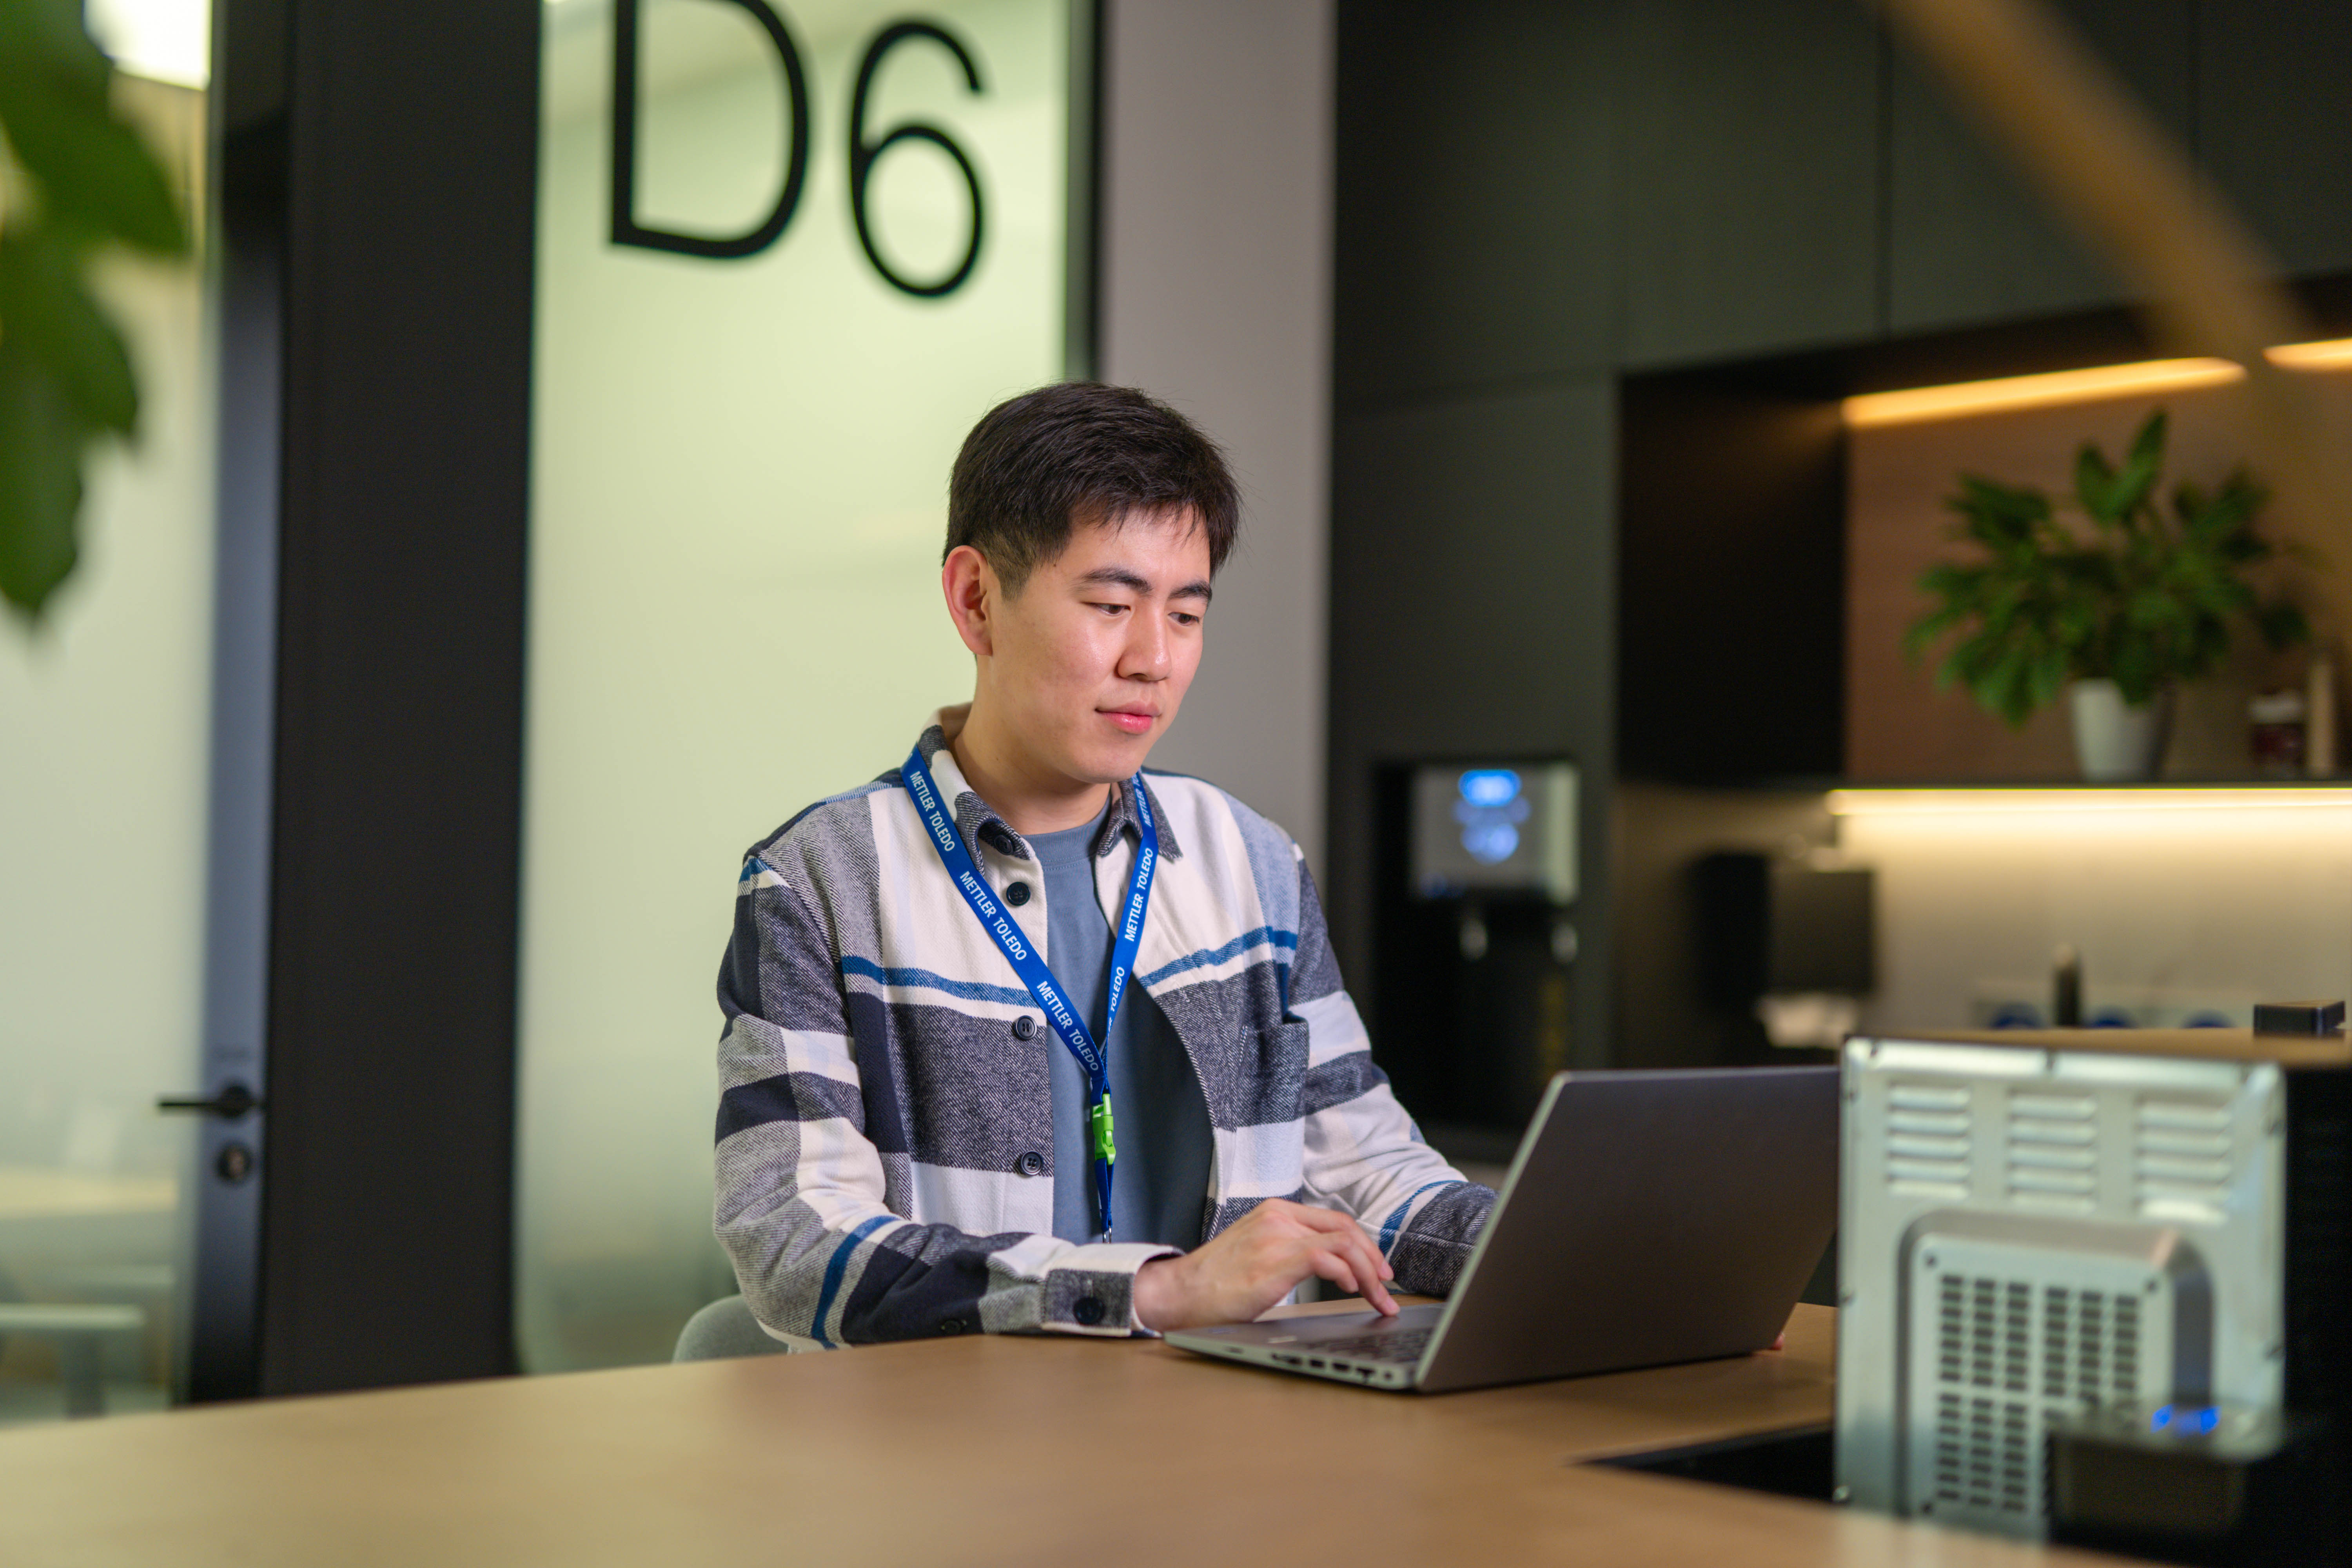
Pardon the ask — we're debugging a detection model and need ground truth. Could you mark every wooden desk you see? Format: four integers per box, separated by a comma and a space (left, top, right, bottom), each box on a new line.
0, 1303, 2126, 1566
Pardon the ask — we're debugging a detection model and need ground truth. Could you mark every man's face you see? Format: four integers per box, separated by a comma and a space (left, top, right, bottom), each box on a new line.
973, 508, 1213, 787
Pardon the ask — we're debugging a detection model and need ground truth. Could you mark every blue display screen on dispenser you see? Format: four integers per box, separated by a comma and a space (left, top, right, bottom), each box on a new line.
1454, 770, 1527, 864
1410, 762, 1577, 901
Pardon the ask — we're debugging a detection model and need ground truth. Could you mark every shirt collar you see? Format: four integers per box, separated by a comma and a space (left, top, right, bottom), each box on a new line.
911, 711, 1182, 865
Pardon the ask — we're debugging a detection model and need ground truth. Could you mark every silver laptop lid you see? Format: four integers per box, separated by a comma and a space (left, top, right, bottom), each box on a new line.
1412, 1065, 1838, 1392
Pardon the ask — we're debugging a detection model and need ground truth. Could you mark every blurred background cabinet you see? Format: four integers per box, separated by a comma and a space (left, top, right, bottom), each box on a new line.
1330, 0, 2352, 1120
1613, 0, 1882, 368
1886, 0, 2195, 333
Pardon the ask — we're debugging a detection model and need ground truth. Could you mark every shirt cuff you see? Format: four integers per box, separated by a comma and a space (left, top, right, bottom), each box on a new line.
1037, 1241, 1182, 1336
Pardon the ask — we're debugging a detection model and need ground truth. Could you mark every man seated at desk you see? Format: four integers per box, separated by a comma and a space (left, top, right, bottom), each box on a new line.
713, 383, 1494, 1348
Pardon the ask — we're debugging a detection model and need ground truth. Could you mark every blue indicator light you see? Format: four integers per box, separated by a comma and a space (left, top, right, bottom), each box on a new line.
1462, 821, 1520, 865
1458, 769, 1521, 808
2195, 1406, 2219, 1434
2151, 1406, 2174, 1432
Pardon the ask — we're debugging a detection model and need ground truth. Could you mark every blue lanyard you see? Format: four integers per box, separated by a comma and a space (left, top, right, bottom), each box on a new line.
900, 745, 1159, 1241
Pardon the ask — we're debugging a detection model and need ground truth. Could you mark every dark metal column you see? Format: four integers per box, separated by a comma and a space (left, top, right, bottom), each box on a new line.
197, 0, 541, 1399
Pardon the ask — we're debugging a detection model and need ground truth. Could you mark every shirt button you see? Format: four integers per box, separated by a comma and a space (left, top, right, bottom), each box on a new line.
1072, 1296, 1106, 1327
1014, 1150, 1046, 1178
937, 1319, 964, 1336
1004, 881, 1031, 906
1012, 1015, 1036, 1040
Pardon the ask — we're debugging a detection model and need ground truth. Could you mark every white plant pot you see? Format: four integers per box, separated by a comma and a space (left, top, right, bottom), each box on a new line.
2069, 679, 2173, 782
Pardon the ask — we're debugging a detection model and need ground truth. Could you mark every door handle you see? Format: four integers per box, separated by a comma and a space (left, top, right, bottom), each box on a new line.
156, 1082, 264, 1118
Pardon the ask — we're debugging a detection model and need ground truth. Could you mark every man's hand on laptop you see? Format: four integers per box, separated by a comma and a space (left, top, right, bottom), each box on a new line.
1132, 1199, 1397, 1331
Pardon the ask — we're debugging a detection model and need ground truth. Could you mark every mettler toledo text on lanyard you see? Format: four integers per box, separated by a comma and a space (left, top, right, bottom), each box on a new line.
900, 747, 1158, 1241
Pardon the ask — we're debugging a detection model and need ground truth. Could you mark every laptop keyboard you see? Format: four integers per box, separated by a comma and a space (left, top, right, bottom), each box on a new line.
1314, 1327, 1432, 1364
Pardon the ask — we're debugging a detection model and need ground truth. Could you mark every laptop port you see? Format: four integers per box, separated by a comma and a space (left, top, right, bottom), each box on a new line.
1274, 1354, 1300, 1366
1308, 1359, 1325, 1369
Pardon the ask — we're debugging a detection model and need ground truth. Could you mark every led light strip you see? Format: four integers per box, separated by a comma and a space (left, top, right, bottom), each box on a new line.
1842, 337, 2352, 427
1828, 787, 2352, 815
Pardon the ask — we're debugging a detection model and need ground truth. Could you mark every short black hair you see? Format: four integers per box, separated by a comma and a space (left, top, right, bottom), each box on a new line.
946, 382, 1239, 592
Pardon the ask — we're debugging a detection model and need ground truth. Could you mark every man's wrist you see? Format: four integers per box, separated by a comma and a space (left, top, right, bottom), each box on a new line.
1133, 1255, 1183, 1332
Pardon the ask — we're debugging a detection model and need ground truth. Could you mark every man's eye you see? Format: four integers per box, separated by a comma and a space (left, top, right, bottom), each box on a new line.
1171, 612, 1201, 628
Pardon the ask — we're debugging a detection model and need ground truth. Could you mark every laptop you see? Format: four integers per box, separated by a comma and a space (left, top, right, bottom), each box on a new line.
1165, 1065, 1838, 1393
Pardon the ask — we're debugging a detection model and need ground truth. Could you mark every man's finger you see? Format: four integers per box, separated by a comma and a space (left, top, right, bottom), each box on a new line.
1285, 1206, 1399, 1289
1306, 1246, 1362, 1298
1332, 1226, 1392, 1289
1351, 1238, 1398, 1314
1312, 1232, 1397, 1316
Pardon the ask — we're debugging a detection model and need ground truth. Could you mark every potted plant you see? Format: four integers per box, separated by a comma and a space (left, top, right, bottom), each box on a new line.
1906, 409, 2309, 780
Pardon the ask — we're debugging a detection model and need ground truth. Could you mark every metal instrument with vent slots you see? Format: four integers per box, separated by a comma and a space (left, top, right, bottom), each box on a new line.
1835, 1019, 2352, 1550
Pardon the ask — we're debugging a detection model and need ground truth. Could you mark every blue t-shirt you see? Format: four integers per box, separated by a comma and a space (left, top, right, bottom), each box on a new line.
1027, 806, 1213, 1248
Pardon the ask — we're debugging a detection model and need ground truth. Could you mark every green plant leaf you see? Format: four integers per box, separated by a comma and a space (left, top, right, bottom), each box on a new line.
0, 73, 188, 254
1948, 474, 2050, 547
0, 0, 110, 99
2074, 439, 2118, 521
0, 338, 88, 619
0, 226, 137, 434
2026, 647, 2068, 714
0, 0, 187, 254
0, 0, 194, 621
2109, 450, 2160, 520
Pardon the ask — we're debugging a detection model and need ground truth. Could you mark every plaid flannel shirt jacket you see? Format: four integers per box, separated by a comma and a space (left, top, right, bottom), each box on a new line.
714, 713, 1495, 1348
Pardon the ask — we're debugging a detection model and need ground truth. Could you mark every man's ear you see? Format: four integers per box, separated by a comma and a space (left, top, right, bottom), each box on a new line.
942, 545, 998, 658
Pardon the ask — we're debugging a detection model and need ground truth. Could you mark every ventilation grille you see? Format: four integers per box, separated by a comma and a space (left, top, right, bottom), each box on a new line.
2007, 1093, 2096, 1210
2135, 1098, 2234, 1223
1887, 1083, 1972, 1200
1929, 1276, 2144, 1519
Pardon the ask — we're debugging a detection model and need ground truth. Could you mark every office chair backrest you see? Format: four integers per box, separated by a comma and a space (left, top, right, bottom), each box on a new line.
673, 1295, 793, 1361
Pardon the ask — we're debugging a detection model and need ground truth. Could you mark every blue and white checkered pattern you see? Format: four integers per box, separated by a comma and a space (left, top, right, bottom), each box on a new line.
714, 714, 1494, 1348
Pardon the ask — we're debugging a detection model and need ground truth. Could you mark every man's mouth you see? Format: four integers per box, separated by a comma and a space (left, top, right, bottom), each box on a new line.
1102, 707, 1158, 735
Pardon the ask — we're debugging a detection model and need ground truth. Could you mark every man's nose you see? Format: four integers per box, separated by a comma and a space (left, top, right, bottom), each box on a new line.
1120, 612, 1171, 681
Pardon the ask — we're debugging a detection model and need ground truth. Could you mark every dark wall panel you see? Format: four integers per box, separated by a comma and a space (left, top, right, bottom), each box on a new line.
1616, 374, 1846, 783
2199, 3, 2352, 280
1332, 0, 1617, 405
258, 0, 539, 1395
1887, 0, 2194, 334
1614, 0, 1882, 368
1327, 381, 1615, 1072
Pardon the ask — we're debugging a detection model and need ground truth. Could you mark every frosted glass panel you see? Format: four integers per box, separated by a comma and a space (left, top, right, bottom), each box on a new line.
0, 77, 211, 1423
520, 0, 1071, 1369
